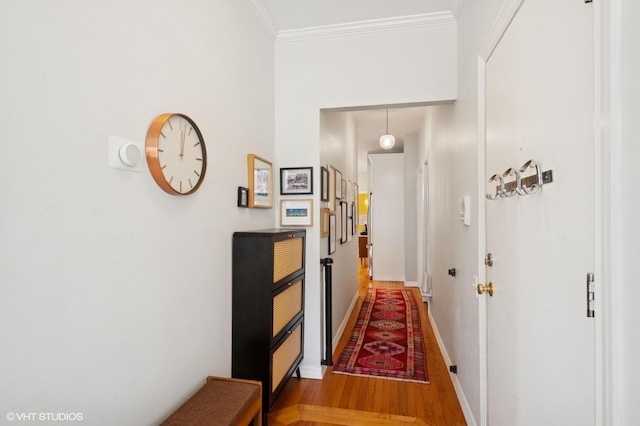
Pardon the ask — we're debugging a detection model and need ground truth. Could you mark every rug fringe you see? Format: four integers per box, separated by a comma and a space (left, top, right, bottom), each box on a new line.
332, 370, 429, 384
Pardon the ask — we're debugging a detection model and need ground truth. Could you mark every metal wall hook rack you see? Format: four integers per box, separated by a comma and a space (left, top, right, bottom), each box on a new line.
486, 173, 504, 200
519, 160, 543, 194
501, 167, 521, 197
485, 160, 553, 200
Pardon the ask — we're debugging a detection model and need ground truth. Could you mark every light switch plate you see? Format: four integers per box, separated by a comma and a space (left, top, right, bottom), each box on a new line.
460, 195, 470, 226
109, 135, 143, 172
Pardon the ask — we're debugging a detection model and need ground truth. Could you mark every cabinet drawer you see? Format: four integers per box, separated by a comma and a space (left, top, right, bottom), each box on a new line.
271, 320, 302, 393
273, 237, 303, 283
272, 279, 303, 338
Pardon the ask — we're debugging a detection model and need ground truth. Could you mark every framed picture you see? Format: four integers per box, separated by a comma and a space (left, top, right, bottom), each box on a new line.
351, 202, 357, 235
340, 201, 348, 243
237, 187, 248, 207
280, 167, 313, 195
341, 179, 347, 201
329, 213, 336, 254
280, 199, 313, 227
348, 180, 355, 204
248, 154, 273, 208
335, 169, 342, 199
321, 207, 330, 237
328, 165, 336, 211
352, 182, 359, 232
321, 166, 329, 201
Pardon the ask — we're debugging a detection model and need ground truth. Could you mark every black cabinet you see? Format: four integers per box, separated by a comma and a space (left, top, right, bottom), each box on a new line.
232, 229, 305, 412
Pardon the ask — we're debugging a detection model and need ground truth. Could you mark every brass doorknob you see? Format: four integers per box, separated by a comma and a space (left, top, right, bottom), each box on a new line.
477, 282, 494, 296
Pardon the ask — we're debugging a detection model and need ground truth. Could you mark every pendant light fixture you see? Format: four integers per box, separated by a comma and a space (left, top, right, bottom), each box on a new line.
379, 109, 395, 150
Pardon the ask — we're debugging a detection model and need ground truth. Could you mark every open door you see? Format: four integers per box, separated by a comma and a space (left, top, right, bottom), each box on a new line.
367, 192, 373, 279
417, 160, 431, 300
481, 0, 596, 424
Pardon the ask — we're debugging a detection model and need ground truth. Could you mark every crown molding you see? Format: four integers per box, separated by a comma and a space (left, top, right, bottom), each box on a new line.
245, 0, 278, 41
275, 11, 457, 43
478, 0, 525, 61
452, 0, 466, 21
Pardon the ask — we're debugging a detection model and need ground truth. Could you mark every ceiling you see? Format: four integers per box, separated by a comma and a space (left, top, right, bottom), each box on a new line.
347, 107, 430, 172
256, 1, 458, 169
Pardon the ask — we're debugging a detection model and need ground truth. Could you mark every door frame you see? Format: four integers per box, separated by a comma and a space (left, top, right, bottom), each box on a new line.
475, 0, 613, 424
416, 154, 431, 300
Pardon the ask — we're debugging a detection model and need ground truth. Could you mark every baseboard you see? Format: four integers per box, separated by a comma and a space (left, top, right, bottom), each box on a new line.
299, 364, 324, 380
332, 290, 360, 357
428, 308, 477, 426
301, 290, 359, 380
404, 280, 420, 288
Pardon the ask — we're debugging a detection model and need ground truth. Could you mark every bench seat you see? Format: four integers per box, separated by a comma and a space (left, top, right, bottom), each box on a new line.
161, 376, 262, 426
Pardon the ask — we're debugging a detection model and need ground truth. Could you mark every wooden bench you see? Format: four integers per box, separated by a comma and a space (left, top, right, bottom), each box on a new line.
161, 376, 262, 426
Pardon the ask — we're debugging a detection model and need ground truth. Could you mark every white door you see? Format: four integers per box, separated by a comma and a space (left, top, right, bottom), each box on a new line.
368, 192, 373, 279
368, 154, 405, 281
484, 0, 595, 424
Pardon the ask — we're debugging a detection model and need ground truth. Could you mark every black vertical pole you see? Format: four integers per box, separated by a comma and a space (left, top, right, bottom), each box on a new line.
320, 258, 334, 366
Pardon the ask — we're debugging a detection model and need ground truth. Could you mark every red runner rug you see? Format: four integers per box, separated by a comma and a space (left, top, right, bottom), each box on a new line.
333, 288, 428, 383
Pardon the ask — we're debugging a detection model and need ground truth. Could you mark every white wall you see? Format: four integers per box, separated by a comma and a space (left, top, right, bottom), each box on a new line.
0, 1, 275, 424
275, 22, 457, 377
318, 111, 359, 360
416, 0, 518, 422
617, 0, 640, 422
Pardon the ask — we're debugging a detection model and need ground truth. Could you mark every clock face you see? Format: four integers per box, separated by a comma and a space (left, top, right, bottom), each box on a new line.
146, 113, 207, 195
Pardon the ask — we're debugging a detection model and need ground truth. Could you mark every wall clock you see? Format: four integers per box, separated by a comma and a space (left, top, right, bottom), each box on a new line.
145, 113, 207, 195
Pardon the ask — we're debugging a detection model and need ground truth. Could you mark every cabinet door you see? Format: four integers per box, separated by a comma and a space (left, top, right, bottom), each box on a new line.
271, 319, 303, 394
272, 278, 303, 342
273, 235, 304, 286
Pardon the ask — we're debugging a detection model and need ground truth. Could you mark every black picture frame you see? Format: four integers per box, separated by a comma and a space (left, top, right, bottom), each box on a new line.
340, 201, 348, 243
320, 166, 329, 201
329, 213, 336, 254
280, 167, 313, 195
351, 202, 357, 235
237, 186, 249, 207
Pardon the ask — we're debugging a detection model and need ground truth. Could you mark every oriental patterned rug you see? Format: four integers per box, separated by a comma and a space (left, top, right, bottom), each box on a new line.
333, 288, 428, 383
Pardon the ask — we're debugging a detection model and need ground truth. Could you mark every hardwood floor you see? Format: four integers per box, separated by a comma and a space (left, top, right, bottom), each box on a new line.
268, 264, 466, 426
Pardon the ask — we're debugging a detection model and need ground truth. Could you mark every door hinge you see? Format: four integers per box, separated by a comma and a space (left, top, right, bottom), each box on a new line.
587, 273, 595, 318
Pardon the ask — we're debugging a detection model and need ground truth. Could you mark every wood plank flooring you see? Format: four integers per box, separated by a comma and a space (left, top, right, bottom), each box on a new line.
268, 265, 466, 426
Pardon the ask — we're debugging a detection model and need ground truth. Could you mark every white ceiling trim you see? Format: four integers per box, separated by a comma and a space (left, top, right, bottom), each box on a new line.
452, 0, 466, 20
478, 0, 525, 62
275, 11, 456, 43
245, 0, 278, 41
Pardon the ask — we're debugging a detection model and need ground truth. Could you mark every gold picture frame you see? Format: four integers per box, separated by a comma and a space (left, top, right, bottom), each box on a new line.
280, 199, 313, 227
248, 154, 273, 208
321, 207, 330, 237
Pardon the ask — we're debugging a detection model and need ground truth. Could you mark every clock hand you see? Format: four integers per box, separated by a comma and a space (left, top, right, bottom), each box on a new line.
180, 123, 185, 160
